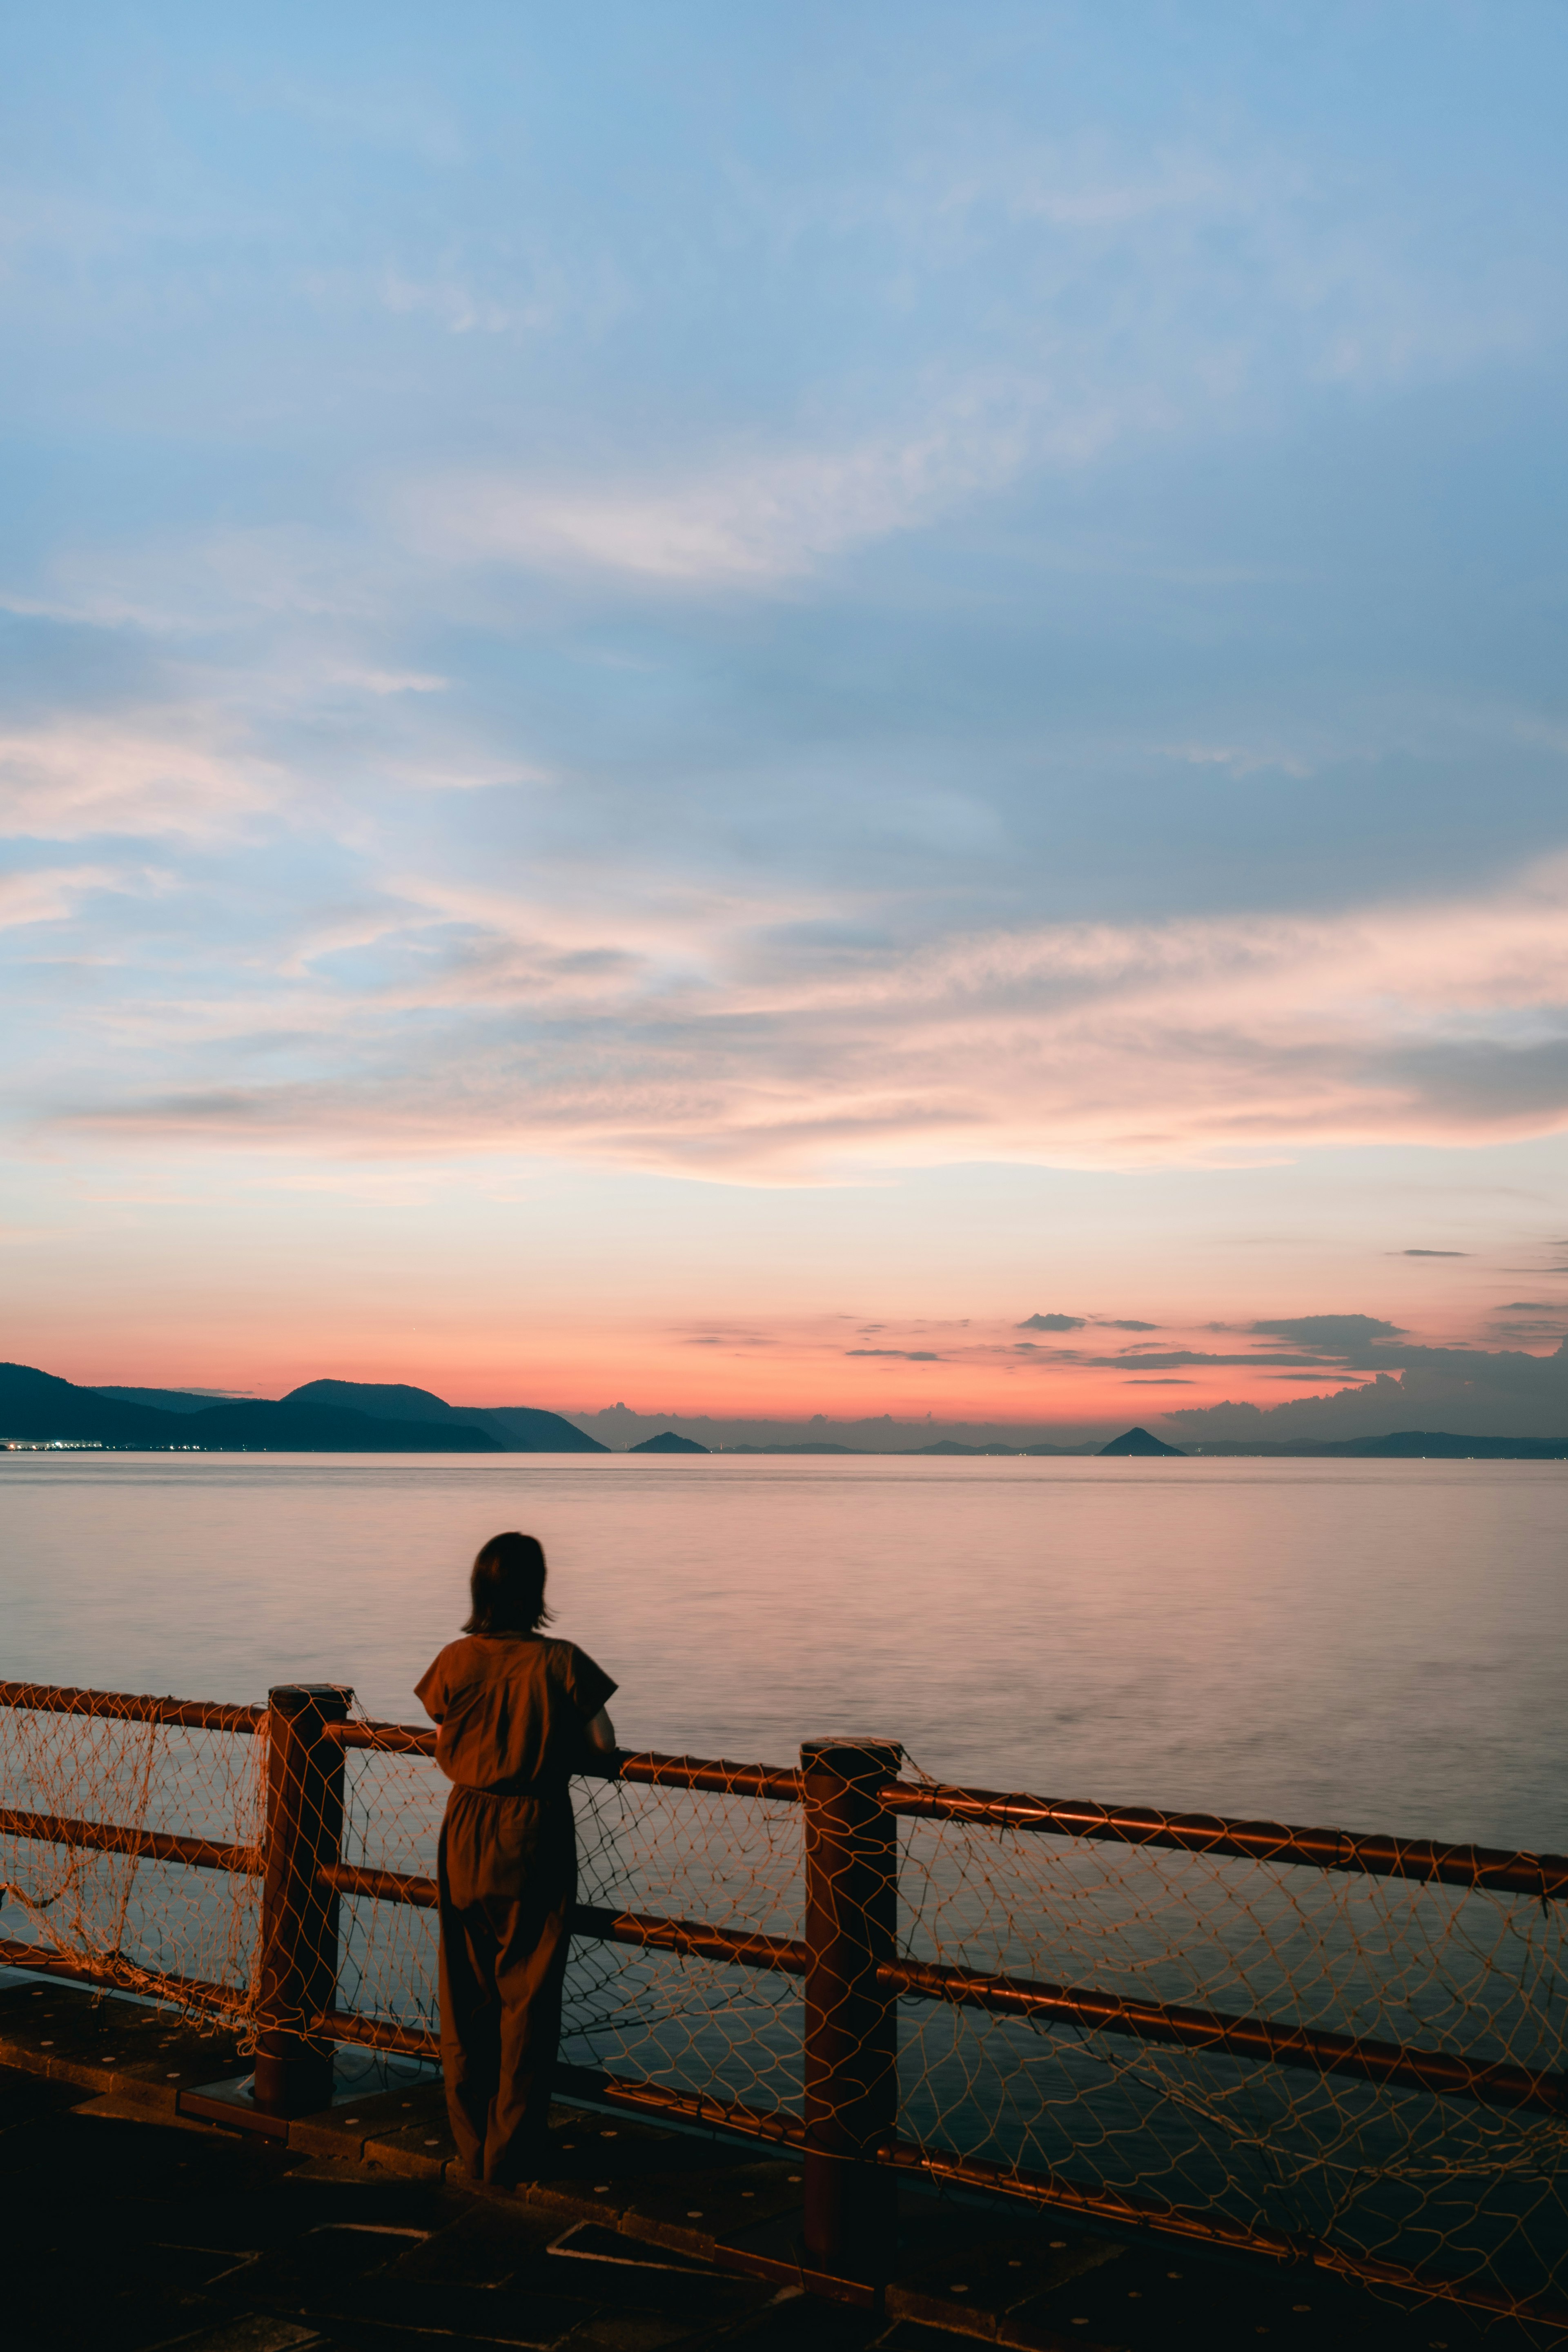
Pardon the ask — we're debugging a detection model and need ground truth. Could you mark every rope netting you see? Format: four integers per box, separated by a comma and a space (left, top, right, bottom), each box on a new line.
0, 1685, 263, 2014
336, 1737, 808, 2114
893, 1799, 1568, 2309
3, 1684, 1566, 2322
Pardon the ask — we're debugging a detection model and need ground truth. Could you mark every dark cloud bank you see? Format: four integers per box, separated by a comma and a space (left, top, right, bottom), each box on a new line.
1167, 1336, 1568, 1442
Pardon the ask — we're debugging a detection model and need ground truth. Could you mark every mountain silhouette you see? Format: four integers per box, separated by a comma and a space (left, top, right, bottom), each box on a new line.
1099, 1425, 1186, 1457
1, 1363, 500, 1452
283, 1379, 606, 1452
630, 1431, 710, 1453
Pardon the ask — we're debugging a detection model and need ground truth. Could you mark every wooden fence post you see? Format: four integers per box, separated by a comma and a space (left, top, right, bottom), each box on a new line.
253, 1683, 351, 2116
800, 1735, 902, 2280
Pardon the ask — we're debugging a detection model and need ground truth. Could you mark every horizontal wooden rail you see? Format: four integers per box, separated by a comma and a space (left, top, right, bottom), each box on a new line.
882, 1955, 1566, 2114
0, 1681, 263, 1734
0, 1807, 257, 1874
317, 1859, 1550, 2114
323, 1701, 1568, 1896
321, 2005, 437, 2060
319, 1863, 808, 1974
879, 1779, 1568, 1899
321, 1862, 434, 1905
7, 1679, 1561, 1896
329, 1720, 434, 1755
328, 1719, 804, 1802
618, 1752, 804, 1803
0, 1936, 250, 2017
573, 1904, 808, 1975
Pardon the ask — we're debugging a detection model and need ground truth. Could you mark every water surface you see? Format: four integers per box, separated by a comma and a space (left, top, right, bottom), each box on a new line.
4, 1450, 1564, 1847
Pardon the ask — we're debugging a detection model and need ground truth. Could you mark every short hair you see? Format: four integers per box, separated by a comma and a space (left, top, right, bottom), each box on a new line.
463, 1531, 551, 1635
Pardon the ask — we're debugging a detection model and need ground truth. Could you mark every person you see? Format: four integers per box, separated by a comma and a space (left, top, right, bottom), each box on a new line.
415, 1530, 617, 2185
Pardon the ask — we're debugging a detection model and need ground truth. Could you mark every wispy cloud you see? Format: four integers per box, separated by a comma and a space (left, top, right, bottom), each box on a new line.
0, 864, 134, 928
406, 402, 1049, 583
36, 851, 1568, 1177
0, 720, 281, 842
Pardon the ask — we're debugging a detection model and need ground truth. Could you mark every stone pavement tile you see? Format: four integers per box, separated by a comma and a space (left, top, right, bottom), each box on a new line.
174, 2321, 336, 2352
554, 2315, 712, 2351
102, 2239, 269, 2296
4, 2099, 280, 2205
0, 2053, 92, 2136
269, 2163, 449, 2229
233, 2216, 440, 2303
9, 2271, 236, 2352
289, 2078, 448, 2167
121, 2160, 446, 2267
888, 2211, 1125, 2344
710, 2292, 886, 2352
533, 2114, 692, 2189
623, 2155, 806, 2250
0, 1976, 244, 2101
254, 2298, 605, 2352
378, 2198, 560, 2286
305, 2274, 597, 2347
228, 2201, 606, 2348
878, 2326, 1059, 2352
340, 2222, 766, 2345
531, 2220, 771, 2322
356, 2103, 460, 2178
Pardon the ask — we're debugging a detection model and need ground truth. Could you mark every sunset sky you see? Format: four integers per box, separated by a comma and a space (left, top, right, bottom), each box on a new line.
5, 4, 1568, 1439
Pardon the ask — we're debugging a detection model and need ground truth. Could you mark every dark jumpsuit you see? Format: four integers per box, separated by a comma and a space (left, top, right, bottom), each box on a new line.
415, 1631, 616, 2185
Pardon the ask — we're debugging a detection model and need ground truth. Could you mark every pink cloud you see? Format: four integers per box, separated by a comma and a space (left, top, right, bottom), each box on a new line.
33, 852, 1568, 1180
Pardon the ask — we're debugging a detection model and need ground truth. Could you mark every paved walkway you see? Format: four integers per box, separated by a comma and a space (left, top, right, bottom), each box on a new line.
0, 1974, 1551, 2351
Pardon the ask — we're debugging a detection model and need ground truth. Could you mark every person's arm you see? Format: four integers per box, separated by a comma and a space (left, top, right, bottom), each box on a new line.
584, 1705, 617, 1755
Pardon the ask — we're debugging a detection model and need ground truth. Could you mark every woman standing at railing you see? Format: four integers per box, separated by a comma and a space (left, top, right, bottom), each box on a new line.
416, 1531, 617, 2186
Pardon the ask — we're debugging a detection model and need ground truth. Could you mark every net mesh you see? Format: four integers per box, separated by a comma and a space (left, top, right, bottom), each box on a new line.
2, 1686, 1566, 2325
0, 1687, 263, 2018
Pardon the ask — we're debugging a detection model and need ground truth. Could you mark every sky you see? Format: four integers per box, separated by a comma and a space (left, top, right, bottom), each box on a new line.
4, 2, 1568, 1440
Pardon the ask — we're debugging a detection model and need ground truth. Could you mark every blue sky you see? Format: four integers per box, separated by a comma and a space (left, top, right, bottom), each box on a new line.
4, 3, 1568, 1434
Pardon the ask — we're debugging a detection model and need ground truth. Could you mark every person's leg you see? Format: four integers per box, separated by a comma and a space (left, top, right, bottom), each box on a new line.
483, 1872, 574, 2185
437, 1823, 501, 2180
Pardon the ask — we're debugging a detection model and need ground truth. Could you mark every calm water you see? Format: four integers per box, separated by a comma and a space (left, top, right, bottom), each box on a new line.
4, 1450, 1566, 1851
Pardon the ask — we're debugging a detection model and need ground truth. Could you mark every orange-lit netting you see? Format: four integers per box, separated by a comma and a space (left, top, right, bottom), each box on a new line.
3, 1682, 1565, 2325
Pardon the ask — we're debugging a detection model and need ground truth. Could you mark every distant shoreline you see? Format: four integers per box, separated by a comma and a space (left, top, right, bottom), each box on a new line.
7, 1430, 1568, 1461
7, 1361, 1568, 1461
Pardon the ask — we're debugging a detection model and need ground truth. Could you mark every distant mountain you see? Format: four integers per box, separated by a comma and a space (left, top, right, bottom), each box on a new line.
481, 1407, 608, 1453
283, 1380, 606, 1452
1099, 1426, 1187, 1457
169, 1400, 501, 1451
284, 1379, 455, 1423
95, 1385, 250, 1414
1, 1363, 501, 1452
903, 1439, 1024, 1456
3, 1364, 183, 1445
630, 1431, 710, 1454
724, 1443, 869, 1454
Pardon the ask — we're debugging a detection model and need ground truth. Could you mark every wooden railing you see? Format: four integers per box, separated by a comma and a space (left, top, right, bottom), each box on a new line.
3, 1675, 1565, 2329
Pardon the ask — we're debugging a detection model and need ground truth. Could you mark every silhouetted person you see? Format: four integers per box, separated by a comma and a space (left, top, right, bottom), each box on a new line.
416, 1531, 617, 2184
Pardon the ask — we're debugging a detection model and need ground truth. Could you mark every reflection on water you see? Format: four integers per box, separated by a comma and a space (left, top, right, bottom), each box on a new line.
4, 1450, 1567, 1844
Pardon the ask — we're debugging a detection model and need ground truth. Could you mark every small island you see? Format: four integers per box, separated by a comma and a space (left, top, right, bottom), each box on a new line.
629, 1431, 710, 1454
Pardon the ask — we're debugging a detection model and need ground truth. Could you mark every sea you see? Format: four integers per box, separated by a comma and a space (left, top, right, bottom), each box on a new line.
4, 1447, 1566, 1850
7, 1446, 1568, 2298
